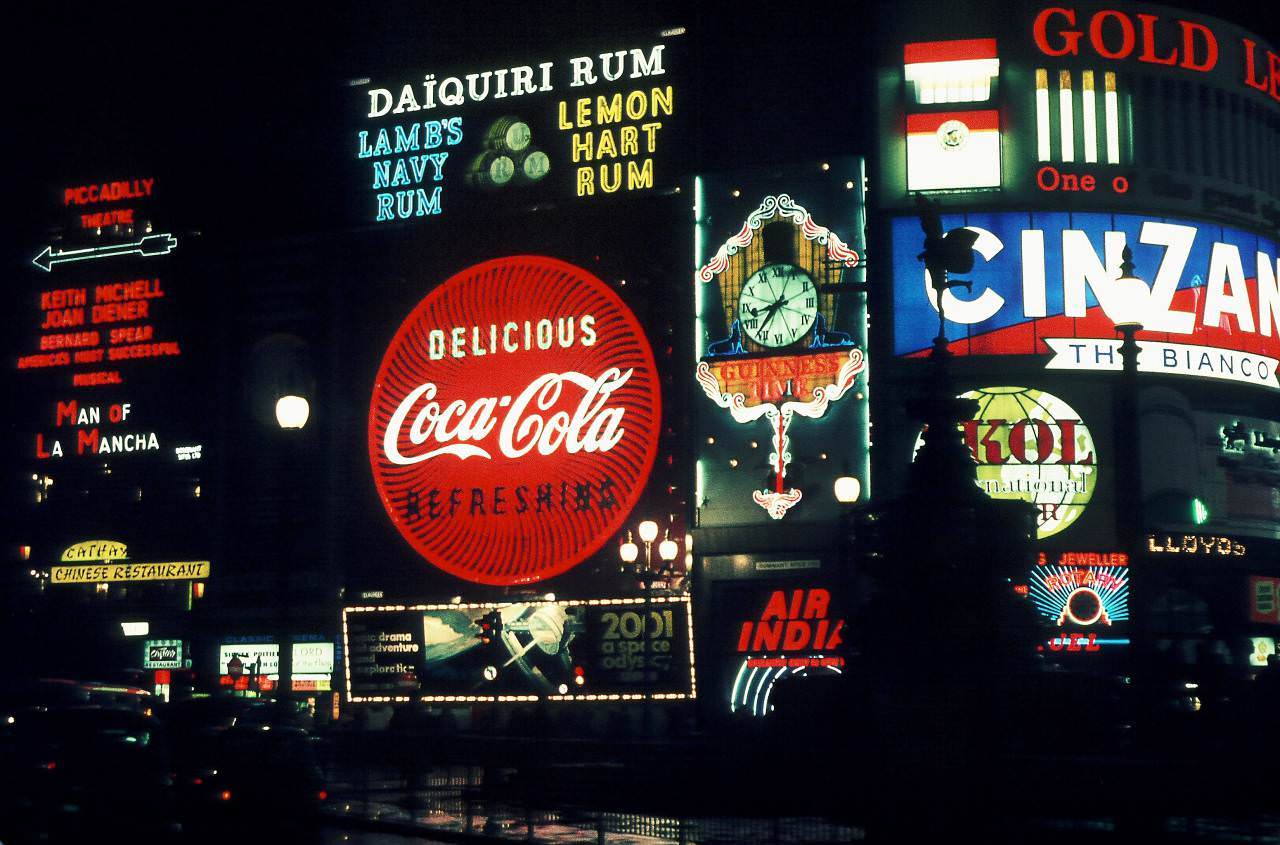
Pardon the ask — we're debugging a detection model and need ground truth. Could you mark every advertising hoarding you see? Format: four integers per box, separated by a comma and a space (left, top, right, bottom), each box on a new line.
342, 596, 694, 703
892, 212, 1280, 391
368, 255, 662, 586
694, 160, 869, 526
349, 33, 685, 224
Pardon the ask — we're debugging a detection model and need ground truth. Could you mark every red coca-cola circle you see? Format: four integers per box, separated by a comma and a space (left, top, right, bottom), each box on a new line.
369, 256, 661, 585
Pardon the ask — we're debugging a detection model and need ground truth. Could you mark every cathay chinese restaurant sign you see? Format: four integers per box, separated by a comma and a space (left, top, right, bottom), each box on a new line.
369, 256, 661, 585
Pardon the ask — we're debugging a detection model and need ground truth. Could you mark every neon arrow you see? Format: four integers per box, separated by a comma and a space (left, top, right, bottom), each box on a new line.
33, 233, 178, 272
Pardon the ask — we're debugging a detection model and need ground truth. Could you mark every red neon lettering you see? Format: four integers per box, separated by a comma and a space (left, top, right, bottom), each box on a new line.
736, 622, 752, 652
802, 588, 830, 619
760, 591, 788, 621
1112, 175, 1129, 193
56, 401, 78, 426
752, 620, 783, 651
1243, 39, 1270, 92
108, 404, 124, 423
1034, 7, 1081, 56
35, 434, 51, 459
1136, 14, 1178, 65
77, 429, 100, 455
1271, 51, 1280, 102
1178, 20, 1217, 72
1089, 10, 1136, 60
782, 621, 811, 650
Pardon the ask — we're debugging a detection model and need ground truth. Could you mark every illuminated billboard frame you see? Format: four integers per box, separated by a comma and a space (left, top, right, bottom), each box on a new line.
341, 595, 696, 704
891, 211, 1280, 391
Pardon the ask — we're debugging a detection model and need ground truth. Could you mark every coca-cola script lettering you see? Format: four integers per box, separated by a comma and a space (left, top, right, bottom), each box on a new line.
369, 256, 661, 585
384, 368, 633, 464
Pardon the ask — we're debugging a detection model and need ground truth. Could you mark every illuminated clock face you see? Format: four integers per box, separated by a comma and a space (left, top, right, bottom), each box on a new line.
737, 263, 818, 348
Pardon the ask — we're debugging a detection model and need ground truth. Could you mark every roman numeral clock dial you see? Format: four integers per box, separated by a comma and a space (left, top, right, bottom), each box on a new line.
737, 263, 818, 349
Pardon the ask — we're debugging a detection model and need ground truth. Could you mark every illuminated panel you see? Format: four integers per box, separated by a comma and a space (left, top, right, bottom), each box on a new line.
890, 212, 1280, 390
1027, 550, 1129, 655
1147, 534, 1246, 556
1058, 70, 1074, 162
342, 596, 695, 703
1035, 69, 1051, 161
1104, 71, 1121, 164
956, 386, 1097, 539
905, 110, 1001, 192
1082, 71, 1098, 163
368, 256, 660, 585
1250, 576, 1280, 624
903, 39, 999, 105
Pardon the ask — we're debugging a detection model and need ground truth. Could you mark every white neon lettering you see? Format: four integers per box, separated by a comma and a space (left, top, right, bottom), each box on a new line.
1257, 252, 1280, 338
384, 369, 632, 465
1205, 243, 1256, 333
1138, 222, 1196, 334
1061, 229, 1125, 318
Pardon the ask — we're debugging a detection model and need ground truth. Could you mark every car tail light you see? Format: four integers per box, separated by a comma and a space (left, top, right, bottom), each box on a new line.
317, 790, 328, 802
38, 761, 56, 770
218, 790, 232, 801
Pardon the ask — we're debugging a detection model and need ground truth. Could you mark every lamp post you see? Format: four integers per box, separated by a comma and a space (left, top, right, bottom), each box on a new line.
274, 393, 310, 710
618, 518, 682, 737
1103, 246, 1149, 713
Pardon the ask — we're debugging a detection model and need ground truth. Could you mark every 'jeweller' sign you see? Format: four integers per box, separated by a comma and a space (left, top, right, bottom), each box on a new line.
369, 256, 660, 585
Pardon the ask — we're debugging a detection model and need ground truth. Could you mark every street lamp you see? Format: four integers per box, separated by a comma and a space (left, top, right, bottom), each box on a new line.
617, 517, 683, 736
1106, 246, 1149, 714
275, 393, 309, 710
275, 394, 310, 430
833, 475, 861, 504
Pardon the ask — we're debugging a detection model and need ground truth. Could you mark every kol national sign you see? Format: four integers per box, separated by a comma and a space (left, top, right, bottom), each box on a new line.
369, 256, 661, 585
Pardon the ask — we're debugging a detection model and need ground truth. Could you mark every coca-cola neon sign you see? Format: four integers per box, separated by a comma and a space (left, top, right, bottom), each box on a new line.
369, 255, 661, 585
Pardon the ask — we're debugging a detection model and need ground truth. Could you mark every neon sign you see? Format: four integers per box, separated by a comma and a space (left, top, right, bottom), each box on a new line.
1147, 534, 1246, 556
34, 399, 160, 460
1031, 6, 1280, 105
1250, 576, 1280, 624
32, 234, 177, 272
368, 256, 660, 585
1029, 548, 1129, 654
734, 588, 845, 654
891, 212, 1280, 389
695, 192, 865, 520
354, 42, 679, 222
16, 277, 182, 388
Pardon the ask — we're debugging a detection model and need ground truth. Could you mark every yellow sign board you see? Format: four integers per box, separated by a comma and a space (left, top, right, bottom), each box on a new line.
61, 539, 129, 562
51, 560, 210, 584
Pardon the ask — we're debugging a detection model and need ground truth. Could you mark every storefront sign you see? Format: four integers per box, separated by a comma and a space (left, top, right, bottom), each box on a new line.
369, 255, 660, 585
342, 596, 694, 703
1250, 576, 1280, 624
51, 560, 210, 584
60, 539, 128, 561
1028, 548, 1129, 653
712, 581, 847, 718
891, 212, 1280, 391
1147, 533, 1246, 556
143, 639, 183, 669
